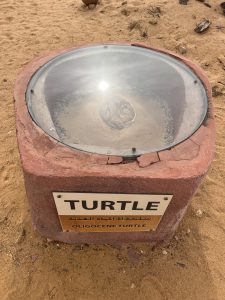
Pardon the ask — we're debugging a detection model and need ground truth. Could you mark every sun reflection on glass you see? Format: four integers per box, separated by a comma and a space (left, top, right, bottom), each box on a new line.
98, 80, 109, 92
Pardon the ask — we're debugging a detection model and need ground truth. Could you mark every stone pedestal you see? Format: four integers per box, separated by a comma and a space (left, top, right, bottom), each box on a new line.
14, 44, 215, 244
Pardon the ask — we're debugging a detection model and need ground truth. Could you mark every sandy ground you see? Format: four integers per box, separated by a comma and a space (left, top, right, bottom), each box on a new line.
0, 0, 225, 299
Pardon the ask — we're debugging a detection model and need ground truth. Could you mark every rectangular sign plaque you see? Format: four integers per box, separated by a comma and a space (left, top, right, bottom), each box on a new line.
53, 192, 172, 233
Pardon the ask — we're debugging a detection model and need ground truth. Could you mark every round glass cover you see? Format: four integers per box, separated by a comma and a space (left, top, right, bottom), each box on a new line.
26, 44, 208, 157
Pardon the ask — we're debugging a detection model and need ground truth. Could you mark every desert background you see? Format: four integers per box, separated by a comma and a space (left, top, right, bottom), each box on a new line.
0, 0, 225, 299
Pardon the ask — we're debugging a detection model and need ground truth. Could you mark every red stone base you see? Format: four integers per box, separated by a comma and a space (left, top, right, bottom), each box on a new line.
14, 43, 215, 244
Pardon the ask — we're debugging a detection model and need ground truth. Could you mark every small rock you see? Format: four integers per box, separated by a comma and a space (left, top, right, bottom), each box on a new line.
221, 2, 225, 15
195, 209, 203, 217
174, 235, 179, 241
73, 244, 83, 251
56, 243, 60, 248
204, 0, 211, 8
176, 262, 186, 268
130, 283, 136, 289
82, 0, 98, 5
107, 156, 123, 164
88, 4, 96, 9
121, 1, 127, 5
47, 238, 53, 243
196, 0, 211, 5
194, 18, 211, 33
179, 0, 189, 5
177, 43, 187, 54
137, 152, 159, 168
187, 228, 191, 234
162, 249, 168, 255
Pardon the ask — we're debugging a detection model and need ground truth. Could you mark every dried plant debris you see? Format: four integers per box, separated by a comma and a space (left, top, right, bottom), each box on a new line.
179, 0, 189, 5
194, 18, 211, 33
128, 20, 148, 38
128, 20, 141, 31
140, 28, 148, 38
148, 5, 161, 18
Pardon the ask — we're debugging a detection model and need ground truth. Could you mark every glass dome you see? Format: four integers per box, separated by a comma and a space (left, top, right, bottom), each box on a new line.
26, 44, 208, 157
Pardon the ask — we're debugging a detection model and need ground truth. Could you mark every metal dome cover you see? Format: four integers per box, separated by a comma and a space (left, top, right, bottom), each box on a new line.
26, 44, 208, 157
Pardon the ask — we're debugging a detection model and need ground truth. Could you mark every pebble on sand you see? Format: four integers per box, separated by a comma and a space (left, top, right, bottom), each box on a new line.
177, 43, 187, 54
82, 0, 98, 5
174, 235, 179, 241
194, 18, 211, 33
195, 209, 203, 217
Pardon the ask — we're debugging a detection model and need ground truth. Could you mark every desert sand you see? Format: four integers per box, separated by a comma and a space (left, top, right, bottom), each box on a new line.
0, 0, 225, 299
